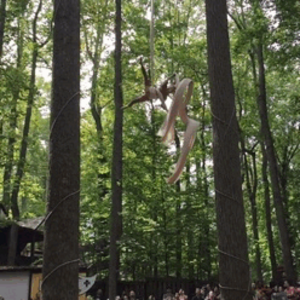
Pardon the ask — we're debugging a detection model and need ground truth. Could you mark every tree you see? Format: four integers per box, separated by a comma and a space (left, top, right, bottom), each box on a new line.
42, 0, 80, 298
10, 0, 44, 220
256, 42, 296, 282
261, 141, 277, 280
109, 0, 123, 299
205, 1, 251, 299
0, 0, 6, 59
82, 0, 112, 202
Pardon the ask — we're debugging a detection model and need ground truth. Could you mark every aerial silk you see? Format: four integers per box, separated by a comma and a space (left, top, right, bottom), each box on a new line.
158, 78, 200, 184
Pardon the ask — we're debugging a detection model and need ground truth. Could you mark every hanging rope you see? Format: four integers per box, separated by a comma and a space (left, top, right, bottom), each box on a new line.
150, 0, 155, 82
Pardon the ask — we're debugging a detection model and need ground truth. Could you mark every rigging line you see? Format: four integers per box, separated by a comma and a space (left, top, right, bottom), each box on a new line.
35, 190, 80, 231
150, 0, 155, 83
218, 248, 249, 265
215, 188, 241, 206
42, 259, 80, 287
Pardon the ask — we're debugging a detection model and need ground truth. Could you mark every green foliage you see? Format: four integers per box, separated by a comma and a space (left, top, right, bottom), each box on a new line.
0, 0, 299, 283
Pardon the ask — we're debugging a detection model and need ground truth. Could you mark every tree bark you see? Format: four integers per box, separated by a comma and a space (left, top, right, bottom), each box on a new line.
256, 43, 296, 282
42, 0, 80, 298
205, 1, 251, 299
109, 0, 123, 299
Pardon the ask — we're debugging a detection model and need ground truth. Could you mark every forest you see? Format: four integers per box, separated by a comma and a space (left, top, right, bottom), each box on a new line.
0, 0, 299, 298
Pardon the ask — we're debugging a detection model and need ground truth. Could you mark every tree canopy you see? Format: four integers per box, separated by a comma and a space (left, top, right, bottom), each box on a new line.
0, 0, 299, 288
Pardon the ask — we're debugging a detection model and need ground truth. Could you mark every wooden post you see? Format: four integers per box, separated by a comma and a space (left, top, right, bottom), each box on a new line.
7, 223, 18, 266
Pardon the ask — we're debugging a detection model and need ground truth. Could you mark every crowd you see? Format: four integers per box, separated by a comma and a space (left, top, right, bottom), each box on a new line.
253, 280, 300, 300
89, 280, 300, 300
162, 286, 220, 300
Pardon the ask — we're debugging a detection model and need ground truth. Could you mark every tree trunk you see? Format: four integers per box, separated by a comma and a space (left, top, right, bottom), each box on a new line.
205, 1, 251, 299
7, 223, 18, 266
10, 0, 42, 216
200, 100, 211, 279
150, 105, 158, 278
175, 134, 182, 278
256, 43, 296, 282
261, 142, 277, 281
42, 0, 80, 298
0, 0, 6, 59
242, 145, 263, 282
109, 0, 123, 299
86, 0, 110, 201
278, 144, 297, 256
3, 15, 25, 220
186, 161, 194, 279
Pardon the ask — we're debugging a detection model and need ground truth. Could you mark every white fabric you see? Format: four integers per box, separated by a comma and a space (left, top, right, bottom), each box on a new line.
158, 78, 200, 184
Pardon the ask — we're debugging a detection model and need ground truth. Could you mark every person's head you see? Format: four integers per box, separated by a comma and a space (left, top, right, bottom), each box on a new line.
129, 291, 136, 298
195, 288, 201, 295
179, 289, 184, 295
278, 286, 283, 292
97, 289, 103, 296
284, 280, 289, 288
213, 286, 219, 293
123, 296, 129, 300
116, 296, 121, 300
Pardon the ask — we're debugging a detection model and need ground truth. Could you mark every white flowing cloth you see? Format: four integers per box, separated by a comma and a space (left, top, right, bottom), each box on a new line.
158, 78, 200, 184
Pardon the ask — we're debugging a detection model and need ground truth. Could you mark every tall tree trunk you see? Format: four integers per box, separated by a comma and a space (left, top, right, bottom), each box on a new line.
242, 144, 263, 282
42, 0, 80, 298
249, 45, 278, 282
109, 0, 123, 299
150, 105, 158, 278
256, 43, 296, 282
86, 0, 110, 201
186, 161, 194, 279
278, 144, 297, 256
3, 15, 25, 219
175, 134, 182, 278
200, 98, 211, 279
205, 1, 251, 299
10, 0, 42, 216
261, 142, 277, 281
0, 0, 6, 59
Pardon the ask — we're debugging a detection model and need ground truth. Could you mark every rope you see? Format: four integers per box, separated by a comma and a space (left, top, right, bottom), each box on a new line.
42, 259, 80, 287
150, 0, 155, 82
35, 190, 80, 231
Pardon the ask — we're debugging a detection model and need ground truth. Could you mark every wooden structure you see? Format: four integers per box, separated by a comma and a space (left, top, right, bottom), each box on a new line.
0, 265, 88, 300
0, 218, 44, 266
